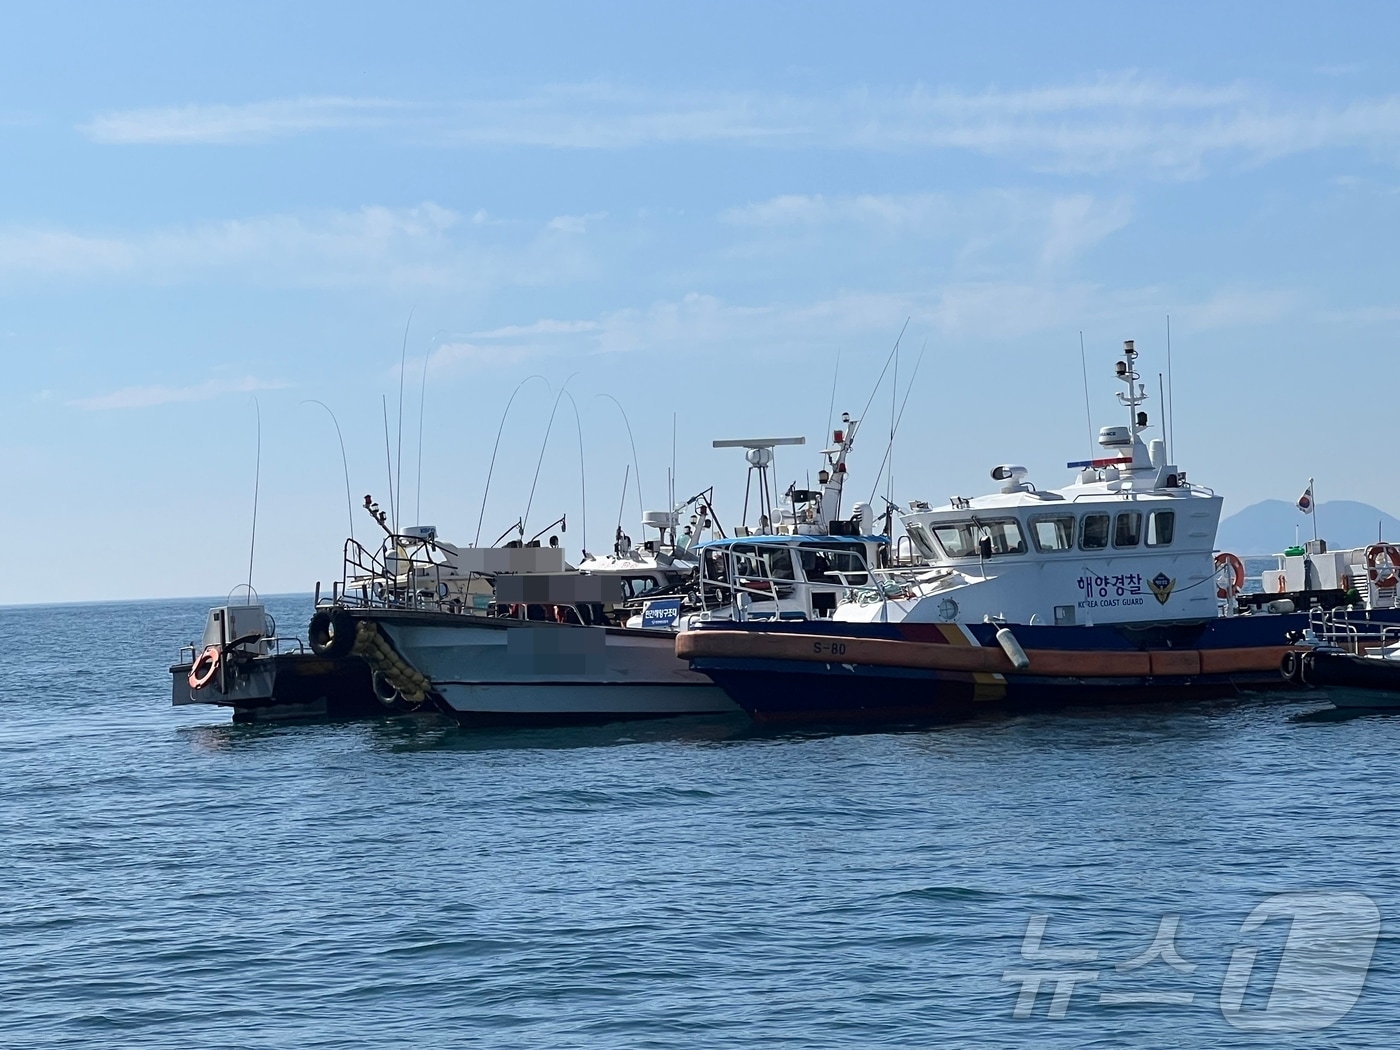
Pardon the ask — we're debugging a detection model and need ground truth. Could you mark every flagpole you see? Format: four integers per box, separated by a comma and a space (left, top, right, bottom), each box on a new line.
1311, 477, 1319, 547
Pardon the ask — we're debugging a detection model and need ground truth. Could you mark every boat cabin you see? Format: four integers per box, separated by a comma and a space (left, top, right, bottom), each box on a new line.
839, 340, 1225, 628
696, 534, 888, 621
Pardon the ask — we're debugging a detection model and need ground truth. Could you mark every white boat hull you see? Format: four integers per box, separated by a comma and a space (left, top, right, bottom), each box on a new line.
369, 612, 737, 719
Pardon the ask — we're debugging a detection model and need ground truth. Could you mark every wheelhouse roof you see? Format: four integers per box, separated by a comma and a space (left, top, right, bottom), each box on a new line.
697, 534, 889, 549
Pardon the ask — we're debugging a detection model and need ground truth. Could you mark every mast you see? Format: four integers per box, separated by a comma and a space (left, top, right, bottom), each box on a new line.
1114, 339, 1151, 466
819, 413, 858, 528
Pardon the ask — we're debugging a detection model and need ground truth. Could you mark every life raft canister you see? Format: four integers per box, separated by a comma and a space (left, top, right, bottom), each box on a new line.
1366, 544, 1400, 589
188, 646, 220, 689
1215, 552, 1246, 599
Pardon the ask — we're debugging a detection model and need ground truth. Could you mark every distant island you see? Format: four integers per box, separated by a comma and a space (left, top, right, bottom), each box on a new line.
1217, 500, 1400, 554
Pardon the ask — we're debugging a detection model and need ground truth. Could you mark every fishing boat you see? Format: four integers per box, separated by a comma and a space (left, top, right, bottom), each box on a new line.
626, 417, 889, 631
309, 420, 892, 724
1280, 615, 1400, 709
307, 505, 737, 724
576, 487, 720, 625
677, 339, 1400, 724
170, 596, 382, 722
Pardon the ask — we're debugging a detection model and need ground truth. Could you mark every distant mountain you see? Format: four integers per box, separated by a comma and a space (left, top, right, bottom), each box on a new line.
1217, 500, 1400, 554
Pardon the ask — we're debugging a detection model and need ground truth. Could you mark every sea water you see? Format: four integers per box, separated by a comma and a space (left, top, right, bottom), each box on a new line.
0, 596, 1395, 1048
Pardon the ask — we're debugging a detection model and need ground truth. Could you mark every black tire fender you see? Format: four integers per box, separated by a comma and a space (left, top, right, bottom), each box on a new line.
1280, 650, 1300, 682
309, 607, 356, 657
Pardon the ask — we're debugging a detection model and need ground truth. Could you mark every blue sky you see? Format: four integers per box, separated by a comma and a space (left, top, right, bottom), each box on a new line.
3, 2, 1399, 603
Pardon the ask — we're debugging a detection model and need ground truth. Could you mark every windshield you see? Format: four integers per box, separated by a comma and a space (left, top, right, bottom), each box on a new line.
797, 544, 869, 584
930, 519, 1026, 558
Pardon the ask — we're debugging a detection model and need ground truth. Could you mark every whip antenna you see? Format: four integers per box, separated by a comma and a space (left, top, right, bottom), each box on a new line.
596, 393, 644, 522
1079, 331, 1094, 461
415, 330, 434, 524
246, 397, 261, 600
564, 390, 587, 556
302, 400, 354, 543
857, 318, 909, 427
382, 395, 396, 532
395, 310, 414, 533
524, 373, 578, 531
867, 339, 927, 503
889, 339, 898, 511
475, 375, 548, 546
616, 464, 630, 530
1166, 314, 1175, 462
824, 348, 841, 448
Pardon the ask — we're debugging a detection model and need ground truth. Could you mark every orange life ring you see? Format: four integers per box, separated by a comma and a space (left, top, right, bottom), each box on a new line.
1367, 544, 1400, 588
188, 646, 220, 689
1215, 552, 1245, 599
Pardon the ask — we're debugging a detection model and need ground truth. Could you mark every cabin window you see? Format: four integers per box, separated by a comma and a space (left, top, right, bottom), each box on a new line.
1114, 511, 1143, 548
985, 519, 1027, 555
731, 543, 792, 580
767, 547, 796, 580
930, 519, 1025, 558
621, 576, 664, 600
931, 522, 979, 558
1030, 515, 1075, 552
1080, 513, 1110, 550
1146, 510, 1175, 547
798, 545, 869, 584
702, 550, 727, 581
906, 522, 939, 560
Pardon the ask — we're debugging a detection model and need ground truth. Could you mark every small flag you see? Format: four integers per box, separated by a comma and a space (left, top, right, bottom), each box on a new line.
1296, 485, 1314, 514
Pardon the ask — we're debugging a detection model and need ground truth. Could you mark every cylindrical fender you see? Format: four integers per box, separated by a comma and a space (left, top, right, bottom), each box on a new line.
995, 627, 1031, 671
371, 669, 400, 706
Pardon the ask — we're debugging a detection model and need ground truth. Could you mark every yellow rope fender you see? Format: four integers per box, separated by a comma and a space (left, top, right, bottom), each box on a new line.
350, 621, 432, 705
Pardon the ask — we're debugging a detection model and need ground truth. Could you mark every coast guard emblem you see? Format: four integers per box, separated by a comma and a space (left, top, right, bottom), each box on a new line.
1149, 572, 1176, 604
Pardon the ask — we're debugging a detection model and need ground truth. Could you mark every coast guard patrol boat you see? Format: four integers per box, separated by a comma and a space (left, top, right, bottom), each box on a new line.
677, 339, 1400, 723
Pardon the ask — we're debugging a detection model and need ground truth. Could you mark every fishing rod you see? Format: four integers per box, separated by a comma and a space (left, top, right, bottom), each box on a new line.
476, 375, 549, 547
523, 372, 579, 532
302, 399, 355, 544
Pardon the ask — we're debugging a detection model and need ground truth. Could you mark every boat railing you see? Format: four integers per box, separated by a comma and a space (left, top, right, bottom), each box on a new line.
700, 539, 888, 622
1305, 608, 1400, 654
332, 535, 469, 614
890, 534, 923, 567
179, 634, 307, 664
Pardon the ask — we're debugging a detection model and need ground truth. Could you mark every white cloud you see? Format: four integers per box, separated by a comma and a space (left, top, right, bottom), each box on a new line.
722, 192, 954, 228
545, 212, 606, 235
447, 276, 1305, 372
1324, 305, 1400, 324
471, 319, 602, 339
79, 76, 1400, 175
80, 96, 402, 144
70, 375, 287, 411
1175, 288, 1298, 331
0, 202, 598, 291
425, 340, 545, 376
723, 190, 1133, 269
1040, 195, 1134, 266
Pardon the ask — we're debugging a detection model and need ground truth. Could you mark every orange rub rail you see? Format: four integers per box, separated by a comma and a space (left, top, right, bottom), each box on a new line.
675, 630, 1296, 678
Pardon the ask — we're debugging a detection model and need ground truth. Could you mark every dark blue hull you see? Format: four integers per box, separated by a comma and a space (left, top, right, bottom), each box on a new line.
683, 610, 1400, 725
